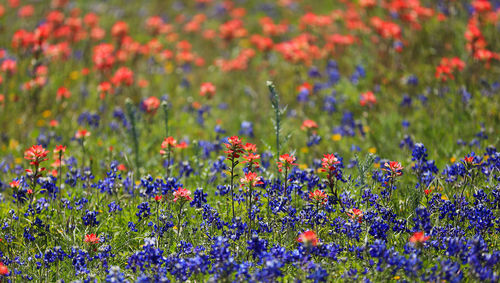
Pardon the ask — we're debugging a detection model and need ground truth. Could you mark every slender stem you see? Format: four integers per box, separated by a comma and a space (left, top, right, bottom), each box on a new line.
230, 158, 235, 220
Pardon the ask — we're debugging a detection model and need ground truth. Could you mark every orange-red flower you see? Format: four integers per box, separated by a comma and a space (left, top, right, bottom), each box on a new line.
240, 172, 263, 187
75, 129, 91, 139
360, 91, 377, 107
173, 187, 192, 202
24, 145, 49, 166
0, 262, 9, 276
84, 233, 100, 244
383, 161, 404, 176
409, 231, 430, 244
301, 119, 318, 131
309, 189, 327, 205
297, 230, 318, 246
200, 82, 216, 98
143, 96, 160, 114
348, 208, 364, 223
277, 154, 297, 172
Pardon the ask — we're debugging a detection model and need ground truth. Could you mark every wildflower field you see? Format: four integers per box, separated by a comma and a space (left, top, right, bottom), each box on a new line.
0, 0, 500, 282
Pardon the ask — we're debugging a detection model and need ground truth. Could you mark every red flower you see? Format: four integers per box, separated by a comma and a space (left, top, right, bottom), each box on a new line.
56, 87, 71, 100
160, 137, 178, 155
301, 119, 318, 131
309, 189, 327, 205
24, 145, 49, 166
84, 233, 100, 244
297, 230, 318, 246
9, 180, 20, 188
154, 195, 163, 202
0, 262, 9, 276
382, 161, 404, 176
242, 153, 260, 167
242, 143, 257, 153
177, 141, 188, 149
173, 187, 192, 203
360, 91, 377, 106
53, 145, 66, 154
277, 154, 297, 172
75, 129, 91, 139
143, 96, 160, 114
348, 208, 364, 223
200, 82, 216, 98
409, 231, 430, 244
224, 136, 244, 159
111, 21, 128, 38
463, 155, 475, 165
117, 164, 127, 171
297, 82, 312, 93
1, 59, 17, 74
320, 154, 340, 172
111, 67, 134, 87
240, 172, 263, 187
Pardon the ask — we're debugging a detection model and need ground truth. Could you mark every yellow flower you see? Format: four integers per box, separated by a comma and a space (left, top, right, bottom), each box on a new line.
299, 164, 308, 170
42, 110, 52, 118
363, 126, 370, 133
331, 134, 342, 141
15, 157, 22, 164
441, 195, 448, 200
164, 62, 174, 74
374, 163, 380, 168
37, 119, 45, 127
9, 139, 19, 150
368, 147, 377, 154
300, 147, 309, 154
70, 71, 80, 80
450, 157, 456, 163
393, 276, 400, 280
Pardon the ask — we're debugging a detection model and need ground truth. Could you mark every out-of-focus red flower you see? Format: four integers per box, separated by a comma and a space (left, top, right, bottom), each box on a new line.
409, 231, 430, 244
297, 230, 318, 246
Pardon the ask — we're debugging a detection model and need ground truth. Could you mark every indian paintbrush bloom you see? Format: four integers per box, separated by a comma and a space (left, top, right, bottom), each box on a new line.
160, 137, 177, 155
309, 189, 327, 205
173, 187, 193, 203
84, 233, 100, 244
320, 154, 340, 172
0, 262, 9, 276
240, 172, 263, 187
409, 231, 430, 244
382, 161, 404, 176
360, 91, 377, 107
347, 208, 364, 223
200, 82, 216, 98
277, 154, 297, 173
9, 180, 20, 188
224, 136, 244, 159
298, 230, 318, 246
24, 145, 49, 166
75, 129, 91, 139
143, 96, 161, 114
301, 119, 318, 131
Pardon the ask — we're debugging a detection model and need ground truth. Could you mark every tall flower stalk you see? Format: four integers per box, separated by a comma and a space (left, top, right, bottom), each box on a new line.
224, 136, 244, 220
267, 81, 288, 177
126, 98, 140, 170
